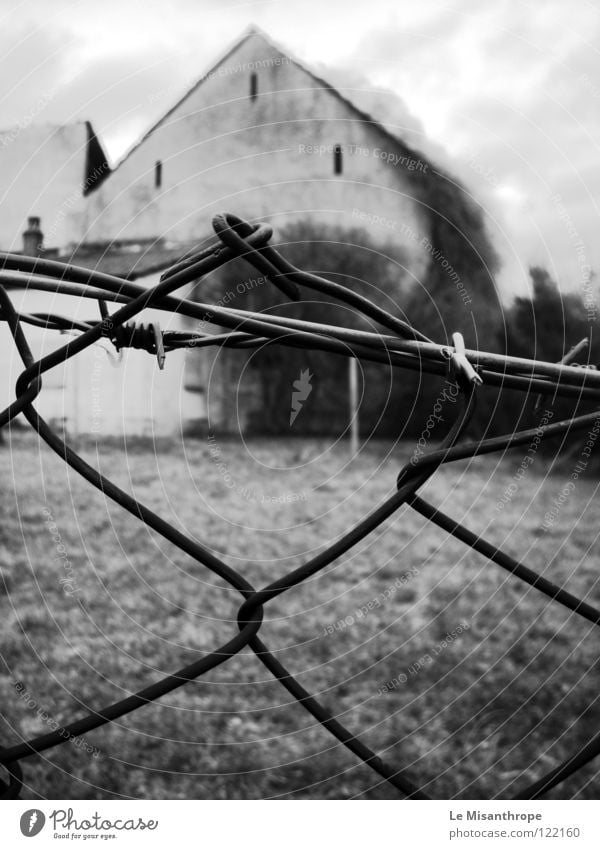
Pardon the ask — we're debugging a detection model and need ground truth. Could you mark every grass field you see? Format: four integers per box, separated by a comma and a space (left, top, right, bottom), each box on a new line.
1, 428, 599, 800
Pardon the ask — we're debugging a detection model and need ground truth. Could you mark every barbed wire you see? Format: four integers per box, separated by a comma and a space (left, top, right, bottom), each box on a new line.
1, 211, 599, 799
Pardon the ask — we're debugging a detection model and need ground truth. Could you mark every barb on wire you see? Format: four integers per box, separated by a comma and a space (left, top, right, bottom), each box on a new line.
0, 211, 599, 800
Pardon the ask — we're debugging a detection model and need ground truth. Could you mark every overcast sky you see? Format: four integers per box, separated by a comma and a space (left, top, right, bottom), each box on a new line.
2, 0, 600, 299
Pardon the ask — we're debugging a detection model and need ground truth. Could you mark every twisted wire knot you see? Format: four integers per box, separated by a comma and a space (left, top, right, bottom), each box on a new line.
109, 321, 165, 369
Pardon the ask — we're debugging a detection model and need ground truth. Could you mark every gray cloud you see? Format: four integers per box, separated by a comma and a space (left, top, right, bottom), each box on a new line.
341, 1, 600, 296
0, 19, 73, 127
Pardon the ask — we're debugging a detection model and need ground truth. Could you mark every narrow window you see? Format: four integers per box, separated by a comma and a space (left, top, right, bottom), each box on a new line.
155, 160, 162, 189
334, 144, 343, 175
250, 72, 258, 101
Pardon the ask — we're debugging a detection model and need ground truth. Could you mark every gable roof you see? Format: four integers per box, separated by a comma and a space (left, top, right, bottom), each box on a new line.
91, 25, 438, 191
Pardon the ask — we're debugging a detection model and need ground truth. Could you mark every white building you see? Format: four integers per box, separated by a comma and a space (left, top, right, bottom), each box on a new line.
82, 27, 432, 276
1, 27, 500, 437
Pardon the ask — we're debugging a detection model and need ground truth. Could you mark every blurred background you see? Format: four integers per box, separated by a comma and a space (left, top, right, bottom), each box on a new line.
1, 0, 599, 801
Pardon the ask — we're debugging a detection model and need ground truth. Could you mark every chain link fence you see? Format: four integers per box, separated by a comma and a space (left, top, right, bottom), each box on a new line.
0, 212, 599, 799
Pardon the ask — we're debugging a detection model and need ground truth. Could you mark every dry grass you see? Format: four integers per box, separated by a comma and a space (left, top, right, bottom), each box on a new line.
1, 428, 599, 800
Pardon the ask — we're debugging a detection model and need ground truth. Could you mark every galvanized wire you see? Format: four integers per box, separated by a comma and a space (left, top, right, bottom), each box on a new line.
0, 212, 599, 800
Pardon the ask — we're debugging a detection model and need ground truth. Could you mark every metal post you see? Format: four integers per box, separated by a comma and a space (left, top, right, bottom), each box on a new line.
349, 356, 359, 455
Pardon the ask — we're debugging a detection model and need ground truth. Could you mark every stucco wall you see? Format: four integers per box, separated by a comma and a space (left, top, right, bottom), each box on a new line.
0, 277, 194, 436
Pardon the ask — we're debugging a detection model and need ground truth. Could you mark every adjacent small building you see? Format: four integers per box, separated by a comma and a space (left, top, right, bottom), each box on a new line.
0, 121, 109, 252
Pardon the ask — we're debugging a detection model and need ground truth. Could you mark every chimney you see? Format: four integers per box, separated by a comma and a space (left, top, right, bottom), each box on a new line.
22, 216, 43, 256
